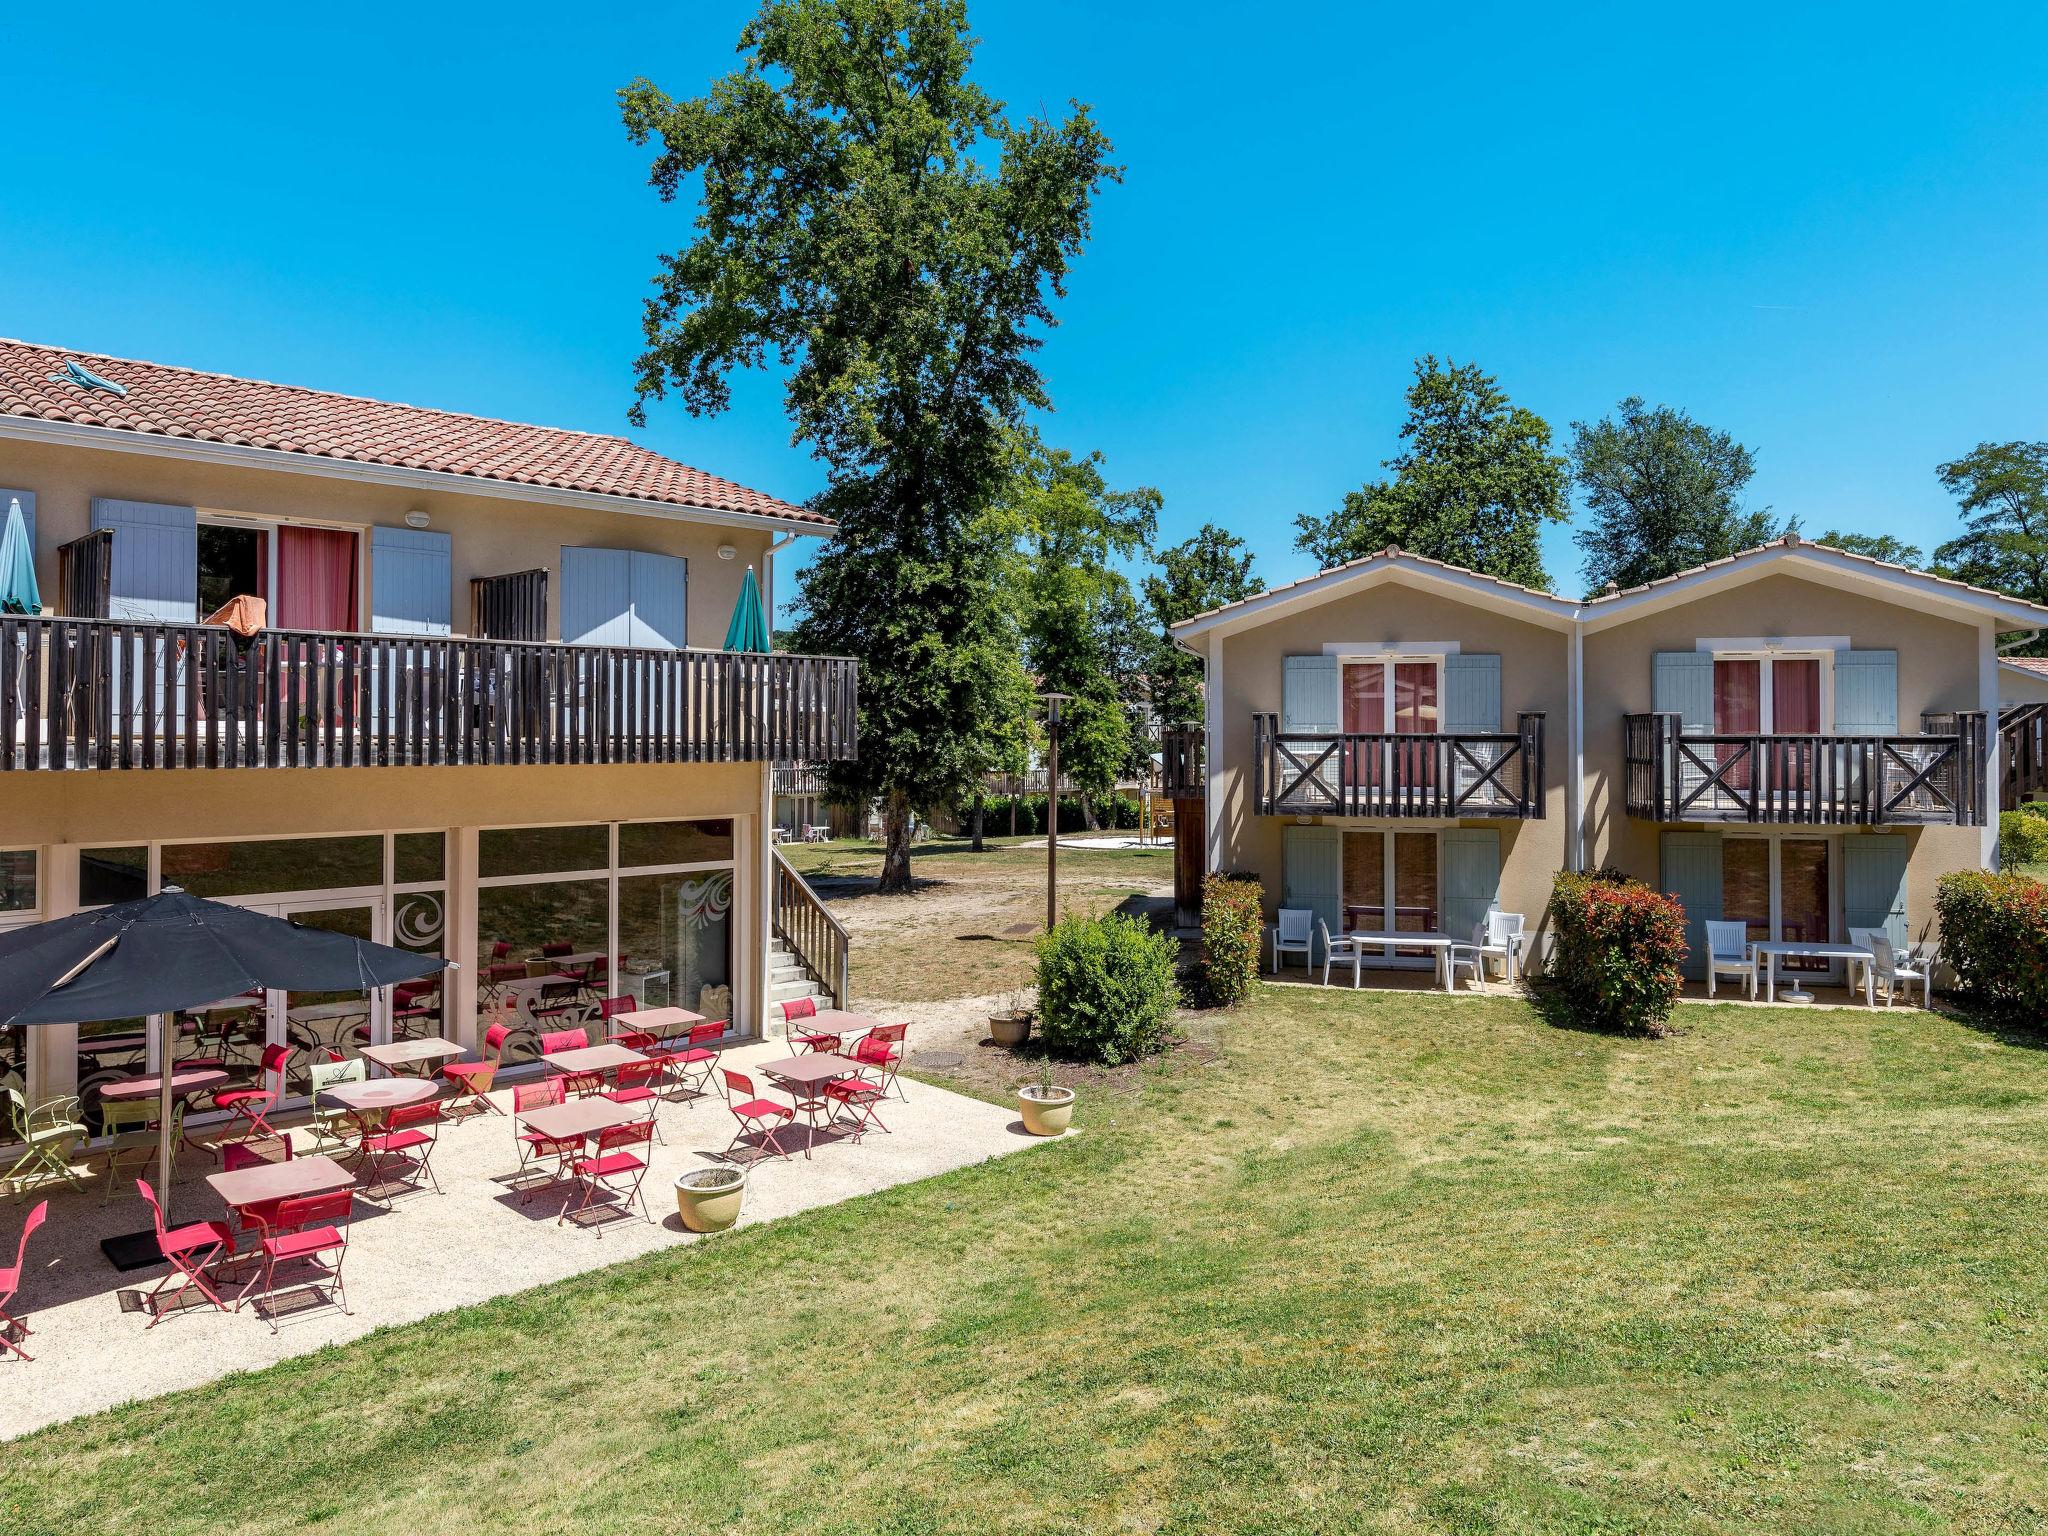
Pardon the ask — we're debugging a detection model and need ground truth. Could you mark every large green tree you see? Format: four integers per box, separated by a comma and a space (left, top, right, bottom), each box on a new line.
1142, 524, 1262, 727
1933, 442, 2048, 654
619, 0, 1117, 889
1817, 529, 1923, 567
1295, 356, 1568, 588
1570, 397, 1785, 595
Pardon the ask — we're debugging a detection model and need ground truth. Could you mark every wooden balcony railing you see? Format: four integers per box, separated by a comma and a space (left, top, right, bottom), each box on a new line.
2004, 702, 2048, 810
0, 614, 856, 772
1252, 712, 1545, 818
1623, 711, 1987, 825
1160, 723, 1205, 800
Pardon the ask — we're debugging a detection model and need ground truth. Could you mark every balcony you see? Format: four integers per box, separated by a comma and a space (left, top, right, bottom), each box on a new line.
1160, 723, 1204, 799
0, 614, 857, 772
1623, 711, 1987, 826
1252, 712, 1546, 818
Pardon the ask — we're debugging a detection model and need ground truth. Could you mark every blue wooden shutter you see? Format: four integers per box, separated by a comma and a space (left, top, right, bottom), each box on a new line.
627, 551, 687, 649
1281, 655, 1340, 734
1843, 834, 1909, 951
1653, 651, 1715, 734
1281, 825, 1342, 960
91, 498, 196, 622
561, 547, 633, 646
1440, 827, 1502, 943
1660, 830, 1723, 979
1442, 654, 1501, 733
369, 526, 452, 636
1834, 650, 1899, 734
0, 489, 35, 554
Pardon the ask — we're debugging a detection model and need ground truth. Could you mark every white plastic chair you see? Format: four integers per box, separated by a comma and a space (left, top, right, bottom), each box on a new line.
1703, 920, 1756, 1000
1270, 908, 1315, 975
1321, 921, 1364, 987
1447, 928, 1486, 992
1845, 926, 1885, 999
1866, 934, 1931, 1008
1478, 910, 1525, 984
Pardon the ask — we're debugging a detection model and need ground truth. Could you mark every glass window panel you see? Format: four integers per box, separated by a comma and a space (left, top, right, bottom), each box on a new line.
1781, 838, 1831, 972
162, 836, 381, 898
278, 905, 380, 1095
1393, 832, 1438, 953
619, 870, 732, 1025
80, 846, 147, 907
1772, 660, 1821, 733
477, 879, 609, 1067
394, 832, 446, 885
617, 819, 734, 869
1723, 840, 1771, 948
0, 1023, 25, 1102
0, 850, 35, 913
74, 1016, 152, 1136
392, 890, 451, 1041
1342, 831, 1384, 933
478, 824, 607, 879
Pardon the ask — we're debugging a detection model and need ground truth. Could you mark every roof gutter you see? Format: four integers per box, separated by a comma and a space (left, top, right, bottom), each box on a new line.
0, 414, 836, 537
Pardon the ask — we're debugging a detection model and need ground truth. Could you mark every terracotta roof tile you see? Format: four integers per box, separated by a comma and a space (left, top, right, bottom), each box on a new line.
0, 338, 827, 527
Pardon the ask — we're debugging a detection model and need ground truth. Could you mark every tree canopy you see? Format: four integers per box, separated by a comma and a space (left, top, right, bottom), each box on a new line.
1570, 398, 1784, 595
1294, 357, 1568, 588
620, 0, 1117, 888
1143, 524, 1262, 726
1816, 530, 1924, 567
1933, 441, 2048, 655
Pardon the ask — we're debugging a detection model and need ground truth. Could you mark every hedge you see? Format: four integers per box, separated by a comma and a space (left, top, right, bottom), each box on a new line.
2000, 809, 2048, 868
981, 792, 1143, 835
1199, 872, 1263, 1007
1035, 912, 1180, 1064
1545, 869, 1688, 1037
1934, 869, 2048, 1017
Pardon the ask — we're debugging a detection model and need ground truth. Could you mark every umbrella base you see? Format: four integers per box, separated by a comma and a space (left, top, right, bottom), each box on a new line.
100, 1228, 163, 1273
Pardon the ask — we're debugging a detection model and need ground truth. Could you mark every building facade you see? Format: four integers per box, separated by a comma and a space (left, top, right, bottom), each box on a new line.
0, 340, 854, 1127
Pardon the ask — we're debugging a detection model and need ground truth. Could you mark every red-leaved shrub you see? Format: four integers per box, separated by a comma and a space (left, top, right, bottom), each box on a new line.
1546, 869, 1688, 1037
1200, 872, 1263, 1007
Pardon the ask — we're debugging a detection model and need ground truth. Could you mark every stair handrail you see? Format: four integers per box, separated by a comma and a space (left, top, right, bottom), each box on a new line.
771, 846, 849, 1012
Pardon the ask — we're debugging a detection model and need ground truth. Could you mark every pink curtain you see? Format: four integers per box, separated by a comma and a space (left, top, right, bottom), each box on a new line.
1343, 663, 1384, 791
277, 526, 357, 632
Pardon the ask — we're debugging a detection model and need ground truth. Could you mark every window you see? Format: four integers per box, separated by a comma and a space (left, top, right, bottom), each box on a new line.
161, 836, 382, 898
0, 850, 35, 914
197, 522, 268, 619
79, 847, 147, 907
618, 819, 733, 867
196, 516, 360, 632
394, 832, 446, 886
1724, 835, 1835, 975
1340, 829, 1440, 960
479, 824, 608, 879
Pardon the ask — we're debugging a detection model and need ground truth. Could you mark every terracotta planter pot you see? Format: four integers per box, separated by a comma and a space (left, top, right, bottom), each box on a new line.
1017, 1085, 1075, 1136
988, 1011, 1032, 1047
674, 1169, 745, 1232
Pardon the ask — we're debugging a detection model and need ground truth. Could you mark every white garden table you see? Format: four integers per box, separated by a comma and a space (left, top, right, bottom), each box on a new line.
1753, 941, 1876, 1006
1333, 930, 1459, 991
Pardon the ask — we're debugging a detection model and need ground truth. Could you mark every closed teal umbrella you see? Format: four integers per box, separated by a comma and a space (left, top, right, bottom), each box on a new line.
723, 566, 771, 653
0, 498, 37, 615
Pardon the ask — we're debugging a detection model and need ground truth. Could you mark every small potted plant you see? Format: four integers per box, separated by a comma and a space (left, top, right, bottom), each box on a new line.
988, 989, 1033, 1048
1017, 1057, 1074, 1137
674, 1165, 747, 1232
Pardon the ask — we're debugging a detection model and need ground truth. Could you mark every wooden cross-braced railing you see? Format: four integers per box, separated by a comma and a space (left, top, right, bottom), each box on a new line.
1160, 723, 1204, 799
0, 614, 857, 771
1252, 712, 1545, 818
2003, 701, 2048, 810
1623, 711, 1986, 825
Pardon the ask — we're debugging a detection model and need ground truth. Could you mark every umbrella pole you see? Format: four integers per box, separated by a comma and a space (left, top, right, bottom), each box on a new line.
158, 1012, 175, 1219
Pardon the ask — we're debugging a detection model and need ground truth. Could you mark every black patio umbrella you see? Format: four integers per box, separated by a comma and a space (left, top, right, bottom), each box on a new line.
0, 887, 449, 1241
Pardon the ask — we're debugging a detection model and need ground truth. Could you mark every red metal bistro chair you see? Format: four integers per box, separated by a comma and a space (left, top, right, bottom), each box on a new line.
664, 1021, 728, 1103
856, 1023, 908, 1101
721, 1071, 797, 1163
777, 997, 835, 1054
559, 1120, 655, 1232
511, 1079, 577, 1202
220, 1138, 296, 1244
244, 1189, 354, 1333
0, 1202, 48, 1362
439, 1023, 511, 1119
602, 1061, 666, 1143
596, 998, 643, 1041
362, 1101, 444, 1197
825, 1036, 895, 1141
136, 1178, 233, 1327
211, 1043, 291, 1154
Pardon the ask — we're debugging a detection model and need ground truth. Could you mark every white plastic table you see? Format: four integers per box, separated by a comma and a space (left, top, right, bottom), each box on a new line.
1330, 930, 1458, 991
1754, 941, 1875, 1005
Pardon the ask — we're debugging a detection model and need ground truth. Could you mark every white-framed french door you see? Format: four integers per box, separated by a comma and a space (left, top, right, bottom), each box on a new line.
1723, 833, 1839, 978
1340, 827, 1441, 964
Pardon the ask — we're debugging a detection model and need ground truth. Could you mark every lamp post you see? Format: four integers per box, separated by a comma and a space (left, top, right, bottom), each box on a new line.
1041, 692, 1070, 931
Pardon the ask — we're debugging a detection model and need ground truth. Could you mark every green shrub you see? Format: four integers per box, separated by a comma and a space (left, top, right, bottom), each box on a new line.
1545, 869, 1687, 1037
1999, 810, 2048, 868
1935, 869, 2048, 1017
1199, 872, 1263, 1007
1035, 912, 1181, 1064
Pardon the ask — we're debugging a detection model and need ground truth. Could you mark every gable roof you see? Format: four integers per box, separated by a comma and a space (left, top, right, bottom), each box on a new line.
0, 338, 828, 530
2001, 655, 2048, 678
1174, 535, 2048, 642
1169, 546, 1581, 641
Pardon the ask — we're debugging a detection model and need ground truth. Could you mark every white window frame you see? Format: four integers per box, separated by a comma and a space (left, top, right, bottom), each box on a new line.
1723, 830, 1843, 980
196, 508, 369, 633
1334, 653, 1447, 734
1706, 648, 1836, 734
1341, 827, 1443, 967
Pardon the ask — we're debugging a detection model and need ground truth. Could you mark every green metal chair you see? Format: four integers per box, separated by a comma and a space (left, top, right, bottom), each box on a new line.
2, 1080, 90, 1200
98, 1095, 184, 1205
306, 1057, 366, 1153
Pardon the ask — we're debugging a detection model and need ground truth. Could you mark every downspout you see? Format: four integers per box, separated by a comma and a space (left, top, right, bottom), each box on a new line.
760, 531, 802, 1035
1569, 622, 1586, 871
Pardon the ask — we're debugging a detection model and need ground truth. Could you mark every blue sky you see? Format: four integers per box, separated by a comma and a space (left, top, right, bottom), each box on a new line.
4, 3, 2046, 618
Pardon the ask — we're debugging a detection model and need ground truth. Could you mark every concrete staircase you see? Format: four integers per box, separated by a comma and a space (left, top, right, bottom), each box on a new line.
765, 934, 832, 1036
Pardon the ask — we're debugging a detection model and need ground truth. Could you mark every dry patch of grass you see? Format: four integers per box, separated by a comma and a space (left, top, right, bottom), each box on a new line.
783, 835, 1174, 1002
10, 990, 2048, 1535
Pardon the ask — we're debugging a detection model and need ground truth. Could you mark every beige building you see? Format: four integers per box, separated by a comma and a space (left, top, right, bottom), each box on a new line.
0, 339, 854, 1127
1173, 538, 2046, 985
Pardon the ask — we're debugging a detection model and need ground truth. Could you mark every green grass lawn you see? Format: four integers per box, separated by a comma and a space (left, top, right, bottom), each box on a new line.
10, 989, 2048, 1535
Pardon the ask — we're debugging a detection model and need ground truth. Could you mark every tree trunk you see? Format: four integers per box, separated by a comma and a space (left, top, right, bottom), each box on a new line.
1009, 790, 1018, 837
878, 792, 915, 893
1082, 792, 1098, 832
970, 801, 986, 852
